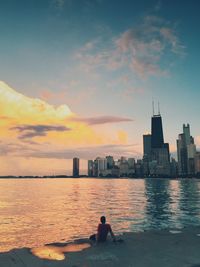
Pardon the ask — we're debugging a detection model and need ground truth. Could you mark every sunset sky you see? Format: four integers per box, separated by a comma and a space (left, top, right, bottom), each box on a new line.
0, 0, 200, 175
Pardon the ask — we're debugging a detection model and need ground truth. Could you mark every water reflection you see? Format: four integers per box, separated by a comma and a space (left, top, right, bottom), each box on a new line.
145, 179, 171, 229
178, 179, 200, 226
31, 242, 91, 261
1, 178, 200, 252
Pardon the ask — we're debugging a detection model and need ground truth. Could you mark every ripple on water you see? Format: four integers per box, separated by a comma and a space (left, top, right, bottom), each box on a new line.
0, 178, 200, 251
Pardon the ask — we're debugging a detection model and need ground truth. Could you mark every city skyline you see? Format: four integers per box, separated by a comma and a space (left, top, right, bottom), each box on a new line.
0, 0, 200, 175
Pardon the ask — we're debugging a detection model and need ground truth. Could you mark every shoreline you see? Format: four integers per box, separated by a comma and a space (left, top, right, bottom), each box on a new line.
1, 176, 200, 179
1, 227, 200, 267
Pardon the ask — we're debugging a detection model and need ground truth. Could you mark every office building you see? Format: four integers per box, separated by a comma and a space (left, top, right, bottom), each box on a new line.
143, 134, 151, 159
128, 158, 135, 169
106, 156, 114, 169
119, 161, 129, 176
151, 114, 164, 148
177, 124, 196, 176
170, 158, 178, 177
88, 160, 94, 177
177, 133, 188, 175
183, 124, 191, 146
135, 159, 143, 177
94, 157, 107, 177
73, 157, 79, 177
195, 152, 200, 175
143, 106, 170, 176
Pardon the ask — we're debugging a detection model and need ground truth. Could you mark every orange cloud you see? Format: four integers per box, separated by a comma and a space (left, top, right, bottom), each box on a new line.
1, 81, 134, 146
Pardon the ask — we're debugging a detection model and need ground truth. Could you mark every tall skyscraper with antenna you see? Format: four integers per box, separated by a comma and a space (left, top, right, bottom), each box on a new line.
143, 102, 170, 176
151, 114, 164, 148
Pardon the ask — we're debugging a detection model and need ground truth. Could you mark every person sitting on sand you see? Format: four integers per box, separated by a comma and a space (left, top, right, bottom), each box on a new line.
90, 216, 116, 243
97, 216, 116, 242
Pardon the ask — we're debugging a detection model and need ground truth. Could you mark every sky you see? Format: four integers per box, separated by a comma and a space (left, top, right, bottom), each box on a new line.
0, 0, 200, 175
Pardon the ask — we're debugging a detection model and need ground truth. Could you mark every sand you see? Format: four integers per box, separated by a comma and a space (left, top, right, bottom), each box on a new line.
1, 227, 200, 267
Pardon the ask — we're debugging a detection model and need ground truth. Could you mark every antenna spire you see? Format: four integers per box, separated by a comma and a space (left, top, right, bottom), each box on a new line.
158, 102, 160, 115
152, 100, 155, 116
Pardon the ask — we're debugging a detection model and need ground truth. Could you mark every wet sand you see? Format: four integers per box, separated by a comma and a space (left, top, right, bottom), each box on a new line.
1, 227, 200, 267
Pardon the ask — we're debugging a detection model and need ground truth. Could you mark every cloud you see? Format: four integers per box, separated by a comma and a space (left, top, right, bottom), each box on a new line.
19, 143, 141, 160
0, 81, 133, 156
76, 15, 185, 79
51, 0, 68, 10
40, 83, 96, 106
0, 116, 11, 120
159, 27, 185, 55
11, 124, 71, 139
0, 81, 72, 121
72, 116, 133, 125
154, 1, 162, 11
0, 140, 39, 156
0, 135, 140, 162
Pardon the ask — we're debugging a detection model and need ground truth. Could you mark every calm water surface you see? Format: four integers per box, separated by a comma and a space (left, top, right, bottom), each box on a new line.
0, 178, 200, 252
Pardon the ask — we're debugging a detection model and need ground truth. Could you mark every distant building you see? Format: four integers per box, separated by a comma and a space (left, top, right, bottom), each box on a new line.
195, 152, 200, 176
135, 159, 143, 177
177, 124, 196, 176
120, 157, 127, 164
88, 160, 94, 177
143, 106, 170, 177
106, 156, 114, 169
143, 134, 151, 159
111, 166, 120, 177
170, 158, 178, 177
119, 161, 129, 176
128, 158, 135, 169
151, 114, 164, 148
177, 133, 188, 175
188, 143, 196, 175
94, 157, 107, 177
143, 155, 149, 176
88, 156, 136, 177
183, 124, 191, 146
73, 157, 79, 177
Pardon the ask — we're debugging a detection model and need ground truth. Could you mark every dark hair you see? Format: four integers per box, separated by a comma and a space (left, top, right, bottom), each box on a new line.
100, 216, 106, 224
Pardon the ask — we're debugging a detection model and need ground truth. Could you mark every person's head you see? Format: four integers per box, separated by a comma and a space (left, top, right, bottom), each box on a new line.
100, 216, 106, 224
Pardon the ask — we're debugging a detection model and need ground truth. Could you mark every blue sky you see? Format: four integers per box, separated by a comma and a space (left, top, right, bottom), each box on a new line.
0, 0, 200, 174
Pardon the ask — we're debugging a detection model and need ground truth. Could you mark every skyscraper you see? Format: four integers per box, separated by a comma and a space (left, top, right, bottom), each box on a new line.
177, 133, 188, 175
88, 160, 94, 177
151, 115, 164, 148
143, 105, 170, 176
143, 134, 152, 159
143, 134, 151, 176
106, 156, 114, 169
94, 157, 107, 177
183, 124, 191, 146
151, 108, 170, 176
177, 124, 196, 176
73, 157, 79, 177
195, 152, 200, 176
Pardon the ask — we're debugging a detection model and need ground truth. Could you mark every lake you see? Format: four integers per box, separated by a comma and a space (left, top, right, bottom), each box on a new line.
0, 178, 200, 252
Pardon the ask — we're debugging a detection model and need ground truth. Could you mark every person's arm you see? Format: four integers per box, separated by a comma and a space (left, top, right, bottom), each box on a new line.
109, 225, 116, 241
96, 224, 101, 242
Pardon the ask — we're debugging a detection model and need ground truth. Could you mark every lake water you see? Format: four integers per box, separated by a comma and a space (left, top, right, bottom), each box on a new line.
0, 178, 200, 252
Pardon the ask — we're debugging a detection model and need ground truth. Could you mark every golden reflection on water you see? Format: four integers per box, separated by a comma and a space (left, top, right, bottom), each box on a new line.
1, 178, 200, 252
31, 243, 91, 261
31, 246, 65, 261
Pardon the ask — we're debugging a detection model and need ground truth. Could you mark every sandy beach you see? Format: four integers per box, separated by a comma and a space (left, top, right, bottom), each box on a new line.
1, 227, 200, 267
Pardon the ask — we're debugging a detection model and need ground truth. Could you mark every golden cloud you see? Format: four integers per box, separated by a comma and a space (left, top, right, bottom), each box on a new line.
0, 81, 131, 147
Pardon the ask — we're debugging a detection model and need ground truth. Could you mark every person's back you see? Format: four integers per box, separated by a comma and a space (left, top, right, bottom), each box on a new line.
97, 223, 111, 242
97, 216, 115, 242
